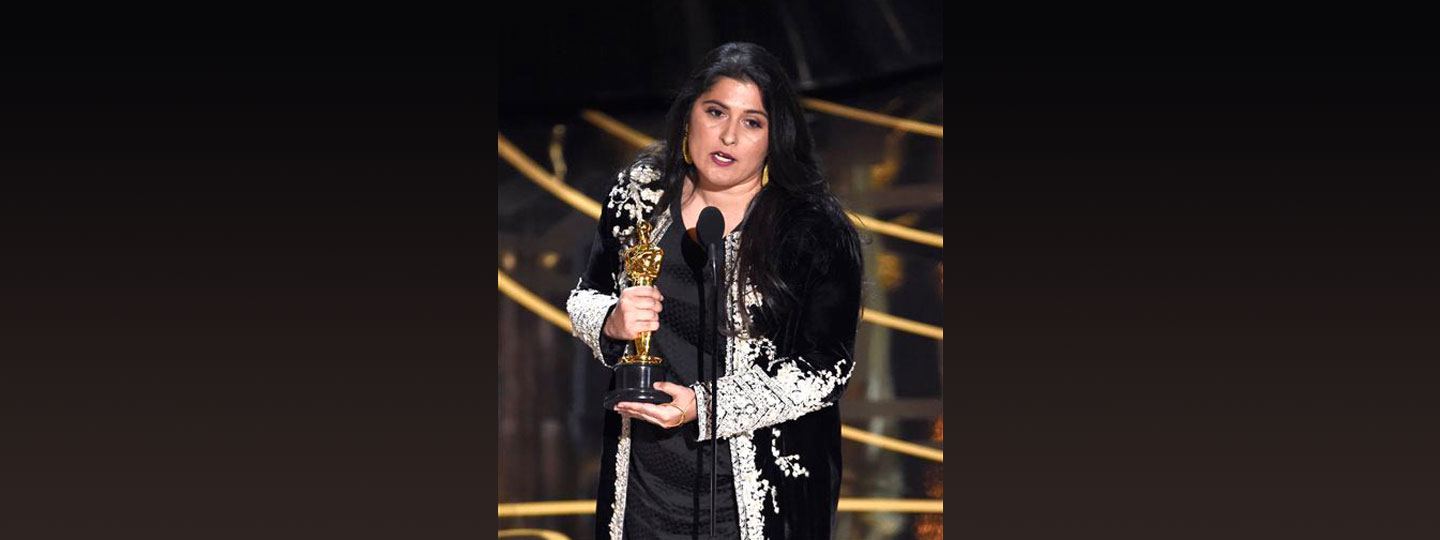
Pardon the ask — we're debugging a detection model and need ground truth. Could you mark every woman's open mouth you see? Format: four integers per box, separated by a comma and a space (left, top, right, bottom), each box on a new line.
710, 151, 737, 167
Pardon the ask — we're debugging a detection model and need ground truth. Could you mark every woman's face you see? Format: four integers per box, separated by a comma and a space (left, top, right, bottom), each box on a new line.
686, 76, 770, 190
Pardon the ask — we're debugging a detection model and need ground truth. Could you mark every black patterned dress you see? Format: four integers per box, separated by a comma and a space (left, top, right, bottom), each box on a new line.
568, 154, 862, 540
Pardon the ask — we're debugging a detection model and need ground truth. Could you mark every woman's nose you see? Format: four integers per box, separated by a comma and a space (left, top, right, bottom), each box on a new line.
719, 123, 737, 145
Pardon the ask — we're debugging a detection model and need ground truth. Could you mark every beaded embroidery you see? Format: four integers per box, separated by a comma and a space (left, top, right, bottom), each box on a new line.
729, 433, 770, 539
771, 428, 810, 478
606, 163, 662, 241
567, 282, 619, 366
608, 416, 631, 540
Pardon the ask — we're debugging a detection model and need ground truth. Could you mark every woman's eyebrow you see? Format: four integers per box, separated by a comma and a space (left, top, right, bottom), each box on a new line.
702, 99, 768, 118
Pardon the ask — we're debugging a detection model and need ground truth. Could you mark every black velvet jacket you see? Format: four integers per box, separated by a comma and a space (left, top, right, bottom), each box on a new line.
568, 157, 862, 540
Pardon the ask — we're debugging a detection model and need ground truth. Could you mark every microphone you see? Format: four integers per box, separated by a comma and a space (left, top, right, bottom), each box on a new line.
696, 206, 725, 251
694, 206, 724, 540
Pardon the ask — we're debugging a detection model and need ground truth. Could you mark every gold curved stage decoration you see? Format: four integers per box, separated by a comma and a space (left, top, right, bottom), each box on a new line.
498, 498, 942, 517
840, 424, 943, 463
799, 97, 943, 138
498, 528, 573, 540
498, 500, 594, 517
497, 269, 573, 333
576, 111, 943, 249
497, 134, 942, 341
498, 134, 602, 220
860, 308, 942, 342
497, 268, 944, 465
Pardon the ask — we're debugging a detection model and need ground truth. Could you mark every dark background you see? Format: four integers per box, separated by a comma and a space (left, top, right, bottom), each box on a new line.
498, 0, 943, 121
0, 40, 490, 537
960, 40, 1440, 537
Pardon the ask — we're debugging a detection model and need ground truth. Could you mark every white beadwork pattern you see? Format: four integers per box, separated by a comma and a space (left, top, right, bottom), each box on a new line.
567, 281, 619, 366
729, 432, 770, 540
647, 209, 673, 256
771, 428, 810, 478
696, 348, 853, 441
608, 416, 632, 540
693, 375, 712, 440
606, 162, 663, 240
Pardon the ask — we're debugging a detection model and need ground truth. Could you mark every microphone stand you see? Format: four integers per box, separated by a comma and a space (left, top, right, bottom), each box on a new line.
708, 238, 721, 540
695, 206, 725, 540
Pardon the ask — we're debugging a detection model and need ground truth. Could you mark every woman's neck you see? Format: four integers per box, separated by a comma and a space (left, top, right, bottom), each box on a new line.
681, 175, 762, 219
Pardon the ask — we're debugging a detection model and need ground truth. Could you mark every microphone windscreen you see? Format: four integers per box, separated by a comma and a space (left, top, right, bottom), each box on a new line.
696, 206, 726, 249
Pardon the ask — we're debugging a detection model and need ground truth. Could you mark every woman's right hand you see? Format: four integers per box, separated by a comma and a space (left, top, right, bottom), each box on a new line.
604, 285, 664, 340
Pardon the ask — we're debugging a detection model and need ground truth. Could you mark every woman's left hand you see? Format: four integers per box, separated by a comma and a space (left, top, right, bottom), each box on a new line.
615, 382, 695, 429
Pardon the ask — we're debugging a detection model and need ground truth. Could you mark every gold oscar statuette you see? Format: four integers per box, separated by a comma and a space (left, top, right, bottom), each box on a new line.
620, 221, 664, 365
602, 220, 674, 409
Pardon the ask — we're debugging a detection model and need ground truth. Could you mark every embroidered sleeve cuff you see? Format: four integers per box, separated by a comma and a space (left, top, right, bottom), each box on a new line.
691, 381, 713, 441
691, 356, 853, 441
567, 284, 623, 367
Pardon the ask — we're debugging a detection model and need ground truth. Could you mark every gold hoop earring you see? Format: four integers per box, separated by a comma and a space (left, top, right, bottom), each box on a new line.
682, 132, 692, 165
761, 163, 769, 186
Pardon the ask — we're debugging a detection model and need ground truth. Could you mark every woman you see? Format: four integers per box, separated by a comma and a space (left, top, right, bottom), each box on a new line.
567, 42, 863, 540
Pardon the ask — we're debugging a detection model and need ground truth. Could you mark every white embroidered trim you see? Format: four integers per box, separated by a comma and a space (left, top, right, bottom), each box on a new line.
727, 233, 764, 310
723, 235, 752, 339
729, 432, 769, 540
693, 377, 712, 440
648, 208, 673, 254
695, 350, 852, 441
567, 281, 620, 366
771, 428, 810, 478
608, 416, 632, 540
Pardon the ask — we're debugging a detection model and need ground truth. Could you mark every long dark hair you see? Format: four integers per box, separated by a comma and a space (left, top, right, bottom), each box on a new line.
645, 42, 863, 337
